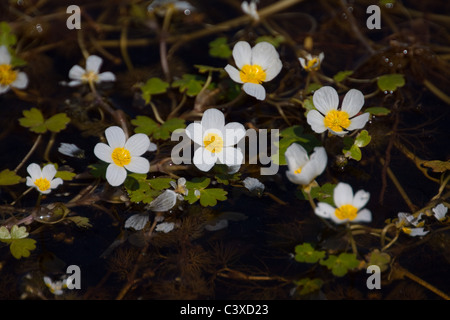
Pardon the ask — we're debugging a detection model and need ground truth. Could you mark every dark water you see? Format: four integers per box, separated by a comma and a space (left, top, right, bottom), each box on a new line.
0, 0, 449, 301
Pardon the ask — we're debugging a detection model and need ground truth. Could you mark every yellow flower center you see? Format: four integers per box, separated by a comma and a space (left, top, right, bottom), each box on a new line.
111, 147, 131, 166
239, 64, 266, 84
294, 167, 302, 174
305, 58, 319, 71
334, 204, 358, 221
203, 132, 223, 154
0, 64, 17, 86
81, 71, 99, 83
324, 110, 351, 132
35, 178, 51, 192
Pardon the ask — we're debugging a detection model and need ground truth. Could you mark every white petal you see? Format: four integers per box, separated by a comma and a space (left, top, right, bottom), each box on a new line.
293, 161, 319, 185
242, 82, 266, 100
217, 147, 243, 166
313, 86, 339, 115
223, 122, 246, 146
285, 143, 309, 173
68, 65, 85, 80
97, 72, 116, 83
309, 147, 327, 177
27, 163, 42, 180
0, 46, 11, 64
286, 170, 310, 186
333, 182, 354, 207
298, 57, 306, 69
106, 164, 127, 186
12, 72, 28, 89
185, 122, 204, 145
352, 189, 370, 210
315, 202, 336, 219
94, 143, 113, 163
264, 58, 283, 82
148, 142, 158, 152
105, 126, 126, 149
306, 110, 326, 133
201, 108, 225, 132
224, 65, 243, 84
232, 41, 252, 69
26, 177, 34, 187
347, 113, 370, 131
125, 133, 150, 156
147, 190, 177, 212
85, 55, 103, 73
124, 156, 150, 174
50, 178, 63, 190
124, 213, 149, 230
67, 80, 82, 87
353, 208, 372, 223
155, 222, 175, 233
408, 228, 429, 237
341, 89, 364, 117
42, 164, 57, 180
251, 42, 280, 70
193, 147, 216, 172
243, 177, 265, 193
0, 85, 10, 94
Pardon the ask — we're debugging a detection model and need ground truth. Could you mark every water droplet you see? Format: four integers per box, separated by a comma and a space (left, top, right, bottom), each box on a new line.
35, 24, 43, 33
385, 2, 394, 9
184, 9, 191, 15
403, 49, 408, 55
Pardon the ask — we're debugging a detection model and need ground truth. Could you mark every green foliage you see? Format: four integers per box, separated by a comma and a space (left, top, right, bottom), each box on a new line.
367, 249, 391, 272
131, 115, 185, 140
333, 70, 354, 83
213, 165, 241, 185
18, 108, 70, 134
140, 77, 170, 103
172, 74, 205, 97
319, 252, 360, 277
272, 125, 320, 165
293, 278, 324, 296
0, 169, 21, 186
124, 173, 174, 204
55, 170, 76, 181
0, 22, 26, 67
66, 216, 93, 229
342, 130, 371, 161
208, 37, 232, 59
0, 225, 36, 259
184, 177, 228, 207
195, 64, 225, 74
303, 183, 336, 206
294, 243, 326, 263
304, 82, 322, 95
365, 107, 391, 116
377, 74, 405, 91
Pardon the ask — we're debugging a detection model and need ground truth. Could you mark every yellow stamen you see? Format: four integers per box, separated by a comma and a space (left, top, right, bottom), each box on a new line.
239, 64, 266, 84
35, 178, 51, 192
111, 147, 131, 166
203, 132, 223, 154
334, 204, 358, 220
294, 167, 302, 174
305, 58, 319, 71
324, 109, 351, 132
0, 64, 17, 86
81, 71, 99, 83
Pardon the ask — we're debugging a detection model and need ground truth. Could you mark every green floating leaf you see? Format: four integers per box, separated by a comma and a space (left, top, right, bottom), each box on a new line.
365, 107, 391, 116
132, 115, 185, 140
294, 243, 326, 263
304, 83, 322, 95
172, 74, 205, 97
55, 170, 76, 181
18, 108, 46, 133
320, 252, 360, 277
9, 238, 36, 259
199, 188, 228, 207
343, 144, 362, 161
367, 249, 391, 273
377, 74, 405, 92
0, 169, 21, 186
141, 77, 170, 103
294, 277, 324, 296
0, 22, 17, 47
67, 216, 93, 229
45, 113, 71, 133
208, 37, 232, 59
354, 130, 371, 148
0, 225, 28, 239
333, 70, 354, 83
307, 183, 336, 206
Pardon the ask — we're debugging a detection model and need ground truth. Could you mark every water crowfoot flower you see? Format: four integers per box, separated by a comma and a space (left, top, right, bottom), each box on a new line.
66, 55, 116, 87
224, 41, 282, 100
396, 212, 429, 237
285, 144, 327, 187
26, 163, 63, 194
315, 182, 371, 224
0, 45, 28, 94
185, 108, 245, 172
299, 52, 324, 72
241, 0, 259, 21
94, 126, 150, 186
432, 203, 448, 221
307, 86, 370, 136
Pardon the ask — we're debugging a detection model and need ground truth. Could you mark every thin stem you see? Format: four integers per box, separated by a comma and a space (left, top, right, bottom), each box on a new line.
14, 134, 42, 173
44, 131, 57, 163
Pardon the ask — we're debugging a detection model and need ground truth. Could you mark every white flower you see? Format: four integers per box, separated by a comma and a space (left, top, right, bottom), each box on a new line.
224, 41, 282, 100
396, 212, 429, 237
432, 203, 448, 221
155, 222, 175, 233
43, 276, 67, 295
285, 144, 327, 186
315, 182, 371, 224
243, 177, 265, 195
185, 108, 245, 172
0, 45, 28, 94
307, 86, 370, 136
94, 126, 150, 186
26, 163, 63, 194
67, 55, 116, 87
242, 0, 259, 21
170, 177, 188, 199
58, 143, 85, 158
299, 52, 324, 72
